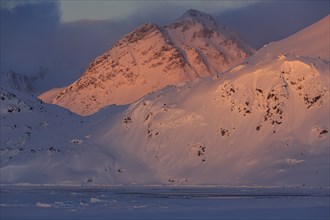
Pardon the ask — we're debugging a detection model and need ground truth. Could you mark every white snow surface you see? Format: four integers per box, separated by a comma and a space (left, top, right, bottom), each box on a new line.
1, 15, 329, 187
41, 9, 254, 116
1, 186, 329, 220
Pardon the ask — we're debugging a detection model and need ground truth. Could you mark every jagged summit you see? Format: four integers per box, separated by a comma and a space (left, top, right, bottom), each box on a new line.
167, 9, 217, 30
41, 10, 253, 116
179, 9, 216, 24
121, 23, 161, 44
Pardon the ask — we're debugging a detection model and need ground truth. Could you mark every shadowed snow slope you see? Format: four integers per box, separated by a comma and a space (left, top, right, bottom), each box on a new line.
1, 15, 329, 186
41, 9, 253, 116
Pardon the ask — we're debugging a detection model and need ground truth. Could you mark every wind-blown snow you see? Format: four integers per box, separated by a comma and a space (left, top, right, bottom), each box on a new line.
0, 15, 329, 187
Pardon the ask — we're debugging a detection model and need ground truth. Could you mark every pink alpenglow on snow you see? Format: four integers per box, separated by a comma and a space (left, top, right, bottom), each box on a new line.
40, 9, 254, 116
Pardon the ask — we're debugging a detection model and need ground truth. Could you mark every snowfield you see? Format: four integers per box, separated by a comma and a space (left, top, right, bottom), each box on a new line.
1, 186, 329, 220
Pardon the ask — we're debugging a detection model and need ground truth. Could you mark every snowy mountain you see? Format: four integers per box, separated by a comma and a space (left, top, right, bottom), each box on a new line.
0, 69, 46, 94
43, 9, 254, 116
0, 15, 329, 186
0, 66, 82, 96
92, 15, 329, 186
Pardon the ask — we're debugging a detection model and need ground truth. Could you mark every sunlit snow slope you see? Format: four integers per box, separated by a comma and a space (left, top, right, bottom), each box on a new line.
43, 9, 253, 116
1, 15, 329, 186
87, 15, 330, 186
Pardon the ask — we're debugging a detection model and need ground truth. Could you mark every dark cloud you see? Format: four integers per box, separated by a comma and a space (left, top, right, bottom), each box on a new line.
215, 0, 329, 48
1, 2, 60, 74
0, 2, 171, 92
0, 2, 133, 91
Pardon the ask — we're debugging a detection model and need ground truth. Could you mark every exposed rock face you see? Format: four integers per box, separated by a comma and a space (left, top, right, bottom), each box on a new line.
47, 9, 254, 116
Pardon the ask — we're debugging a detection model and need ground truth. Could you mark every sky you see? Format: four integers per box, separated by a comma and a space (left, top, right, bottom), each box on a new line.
0, 0, 329, 92
1, 0, 258, 22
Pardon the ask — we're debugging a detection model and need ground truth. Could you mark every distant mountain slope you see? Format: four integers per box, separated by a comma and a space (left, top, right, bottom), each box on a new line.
1, 70, 46, 94
1, 15, 328, 186
44, 9, 253, 116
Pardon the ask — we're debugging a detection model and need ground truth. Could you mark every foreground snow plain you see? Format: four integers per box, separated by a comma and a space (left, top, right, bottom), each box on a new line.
1, 186, 329, 220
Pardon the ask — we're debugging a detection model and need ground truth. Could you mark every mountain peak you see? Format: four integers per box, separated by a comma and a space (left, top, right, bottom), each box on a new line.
122, 22, 161, 43
44, 9, 253, 116
178, 9, 216, 25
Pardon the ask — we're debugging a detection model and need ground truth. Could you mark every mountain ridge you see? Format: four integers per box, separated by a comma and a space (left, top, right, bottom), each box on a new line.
42, 9, 254, 116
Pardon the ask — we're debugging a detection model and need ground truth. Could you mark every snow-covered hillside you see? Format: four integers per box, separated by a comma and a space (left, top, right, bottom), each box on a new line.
96, 15, 329, 186
0, 86, 129, 184
43, 9, 253, 116
1, 15, 329, 186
